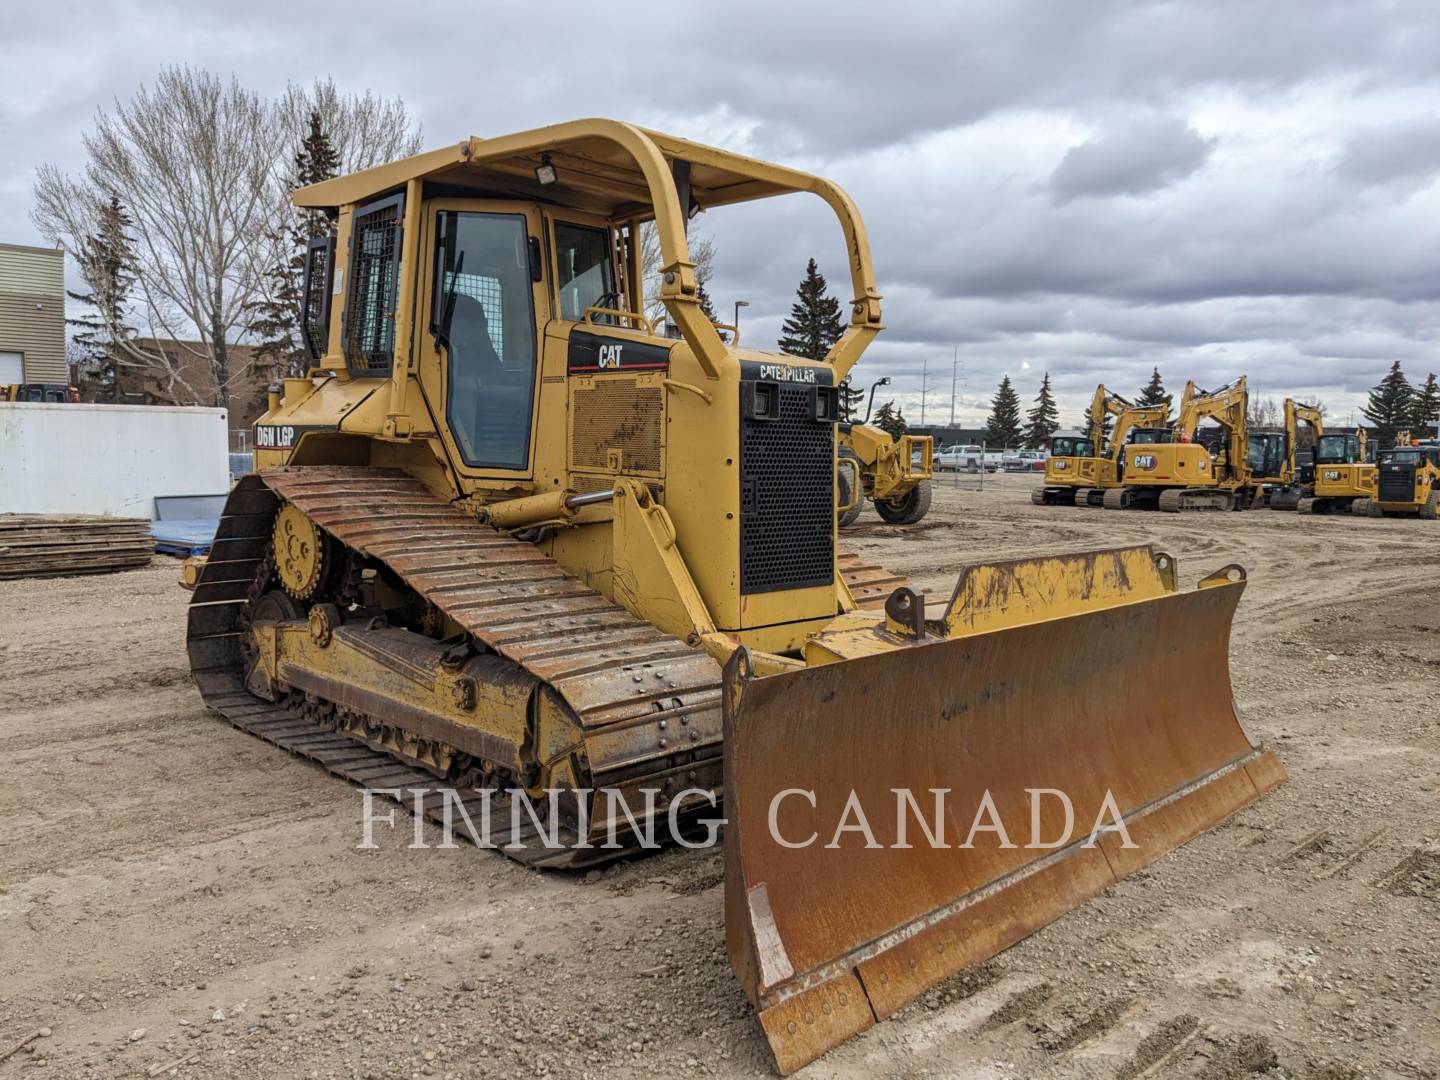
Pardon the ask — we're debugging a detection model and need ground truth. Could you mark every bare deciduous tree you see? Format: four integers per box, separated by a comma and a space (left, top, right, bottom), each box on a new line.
34, 69, 425, 408
34, 67, 279, 407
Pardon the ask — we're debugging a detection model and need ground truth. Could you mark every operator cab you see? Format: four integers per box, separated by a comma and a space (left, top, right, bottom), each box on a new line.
1049, 435, 1095, 458
1315, 433, 1366, 465
1246, 431, 1288, 480
1126, 427, 1174, 444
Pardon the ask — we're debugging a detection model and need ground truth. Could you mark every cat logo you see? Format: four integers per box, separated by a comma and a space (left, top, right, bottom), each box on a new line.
1134, 454, 1157, 470
597, 344, 623, 369
1053, 460, 1069, 470
1323, 469, 1342, 481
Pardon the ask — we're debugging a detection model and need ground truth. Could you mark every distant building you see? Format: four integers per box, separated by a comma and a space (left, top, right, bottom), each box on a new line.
114, 338, 269, 439
0, 243, 66, 384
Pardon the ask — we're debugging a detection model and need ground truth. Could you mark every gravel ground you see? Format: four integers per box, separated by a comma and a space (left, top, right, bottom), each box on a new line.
1, 474, 1437, 1079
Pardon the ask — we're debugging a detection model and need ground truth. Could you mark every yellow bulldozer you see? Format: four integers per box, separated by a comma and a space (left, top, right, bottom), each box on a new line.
1105, 376, 1294, 511
185, 120, 1282, 1074
1032, 383, 1173, 506
836, 376, 934, 526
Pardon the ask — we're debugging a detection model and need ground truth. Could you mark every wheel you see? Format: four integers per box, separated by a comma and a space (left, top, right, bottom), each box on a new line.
1031, 487, 1047, 506
1367, 500, 1385, 518
875, 480, 932, 524
1102, 488, 1127, 510
837, 451, 864, 528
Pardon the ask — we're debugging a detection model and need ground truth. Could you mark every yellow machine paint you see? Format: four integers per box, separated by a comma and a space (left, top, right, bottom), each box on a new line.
1267, 399, 1326, 511
1366, 438, 1440, 518
1107, 376, 1296, 512
1033, 384, 1172, 507
1305, 430, 1375, 514
187, 120, 1282, 1075
836, 421, 933, 526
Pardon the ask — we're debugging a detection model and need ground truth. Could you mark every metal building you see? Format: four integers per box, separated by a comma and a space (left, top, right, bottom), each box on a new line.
0, 243, 66, 384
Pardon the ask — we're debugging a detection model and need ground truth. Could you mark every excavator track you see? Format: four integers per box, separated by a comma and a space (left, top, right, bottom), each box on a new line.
188, 467, 729, 867
1158, 487, 1234, 513
188, 467, 909, 867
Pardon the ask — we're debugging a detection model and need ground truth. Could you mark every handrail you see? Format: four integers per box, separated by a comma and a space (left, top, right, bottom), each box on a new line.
583, 306, 656, 335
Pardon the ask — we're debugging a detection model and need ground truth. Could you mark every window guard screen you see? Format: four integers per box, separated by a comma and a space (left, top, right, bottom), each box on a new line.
344, 193, 405, 374
301, 235, 335, 362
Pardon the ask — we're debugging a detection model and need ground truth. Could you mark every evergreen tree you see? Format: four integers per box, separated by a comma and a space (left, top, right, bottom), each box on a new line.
694, 277, 729, 343
1409, 372, 1440, 437
984, 375, 1023, 447
872, 400, 907, 439
837, 375, 865, 421
777, 258, 845, 360
1023, 372, 1060, 449
249, 110, 342, 379
1362, 361, 1417, 446
1135, 367, 1171, 413
66, 195, 139, 401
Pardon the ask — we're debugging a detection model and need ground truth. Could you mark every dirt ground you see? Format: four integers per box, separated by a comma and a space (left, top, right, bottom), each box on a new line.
2, 474, 1437, 1079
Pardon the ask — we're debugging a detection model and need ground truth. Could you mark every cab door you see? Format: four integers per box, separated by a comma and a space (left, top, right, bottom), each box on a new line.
415, 199, 551, 482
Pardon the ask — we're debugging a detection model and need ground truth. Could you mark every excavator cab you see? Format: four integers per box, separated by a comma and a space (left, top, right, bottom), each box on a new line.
190, 120, 1283, 1075
1304, 433, 1377, 514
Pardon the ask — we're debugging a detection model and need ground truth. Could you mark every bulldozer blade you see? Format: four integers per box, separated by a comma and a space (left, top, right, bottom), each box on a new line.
723, 557, 1283, 1075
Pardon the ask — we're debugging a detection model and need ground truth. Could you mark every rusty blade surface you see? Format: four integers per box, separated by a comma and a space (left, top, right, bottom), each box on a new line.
724, 577, 1283, 1075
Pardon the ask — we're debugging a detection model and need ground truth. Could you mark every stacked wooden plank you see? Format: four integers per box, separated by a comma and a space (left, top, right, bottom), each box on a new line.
0, 515, 154, 579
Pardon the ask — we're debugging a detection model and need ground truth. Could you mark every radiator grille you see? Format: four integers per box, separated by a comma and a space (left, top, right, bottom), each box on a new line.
740, 383, 834, 595
344, 195, 403, 374
571, 378, 664, 474
1379, 465, 1415, 503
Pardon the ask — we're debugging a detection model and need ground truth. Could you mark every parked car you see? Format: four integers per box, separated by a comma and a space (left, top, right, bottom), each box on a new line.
936, 444, 1001, 472
1002, 449, 1049, 471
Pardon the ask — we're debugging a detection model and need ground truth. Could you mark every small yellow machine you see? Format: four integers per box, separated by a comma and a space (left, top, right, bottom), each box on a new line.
1105, 377, 1291, 511
1364, 437, 1440, 518
0, 383, 78, 402
1032, 384, 1172, 506
1267, 399, 1325, 511
835, 376, 933, 526
1298, 429, 1374, 514
185, 121, 1281, 1074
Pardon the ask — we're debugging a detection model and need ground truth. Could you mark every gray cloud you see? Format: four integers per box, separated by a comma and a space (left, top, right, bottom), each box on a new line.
6, 0, 1440, 426
1049, 115, 1215, 203
1334, 116, 1440, 191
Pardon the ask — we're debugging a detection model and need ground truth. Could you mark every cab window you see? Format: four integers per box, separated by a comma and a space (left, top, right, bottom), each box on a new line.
432, 210, 538, 470
554, 223, 614, 321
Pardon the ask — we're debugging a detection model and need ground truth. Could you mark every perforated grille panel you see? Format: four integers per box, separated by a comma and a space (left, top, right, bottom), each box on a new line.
740, 382, 835, 595
1379, 464, 1416, 502
301, 236, 334, 361
571, 377, 664, 474
344, 195, 403, 374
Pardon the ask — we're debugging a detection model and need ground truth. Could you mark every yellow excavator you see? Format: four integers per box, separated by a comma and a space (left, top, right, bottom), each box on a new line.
1032, 383, 1174, 506
1105, 376, 1291, 511
185, 121, 1282, 1075
836, 377, 934, 526
1292, 429, 1374, 514
1266, 399, 1325, 511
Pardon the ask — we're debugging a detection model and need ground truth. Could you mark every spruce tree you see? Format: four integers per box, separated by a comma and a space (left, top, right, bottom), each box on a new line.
1023, 372, 1060, 449
1409, 372, 1440, 437
250, 110, 342, 379
777, 258, 845, 360
837, 376, 865, 421
67, 195, 139, 401
1135, 367, 1171, 413
984, 375, 1023, 447
872, 400, 908, 439
1362, 361, 1417, 446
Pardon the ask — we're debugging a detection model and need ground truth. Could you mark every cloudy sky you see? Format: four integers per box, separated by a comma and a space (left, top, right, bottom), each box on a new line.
5, 0, 1440, 427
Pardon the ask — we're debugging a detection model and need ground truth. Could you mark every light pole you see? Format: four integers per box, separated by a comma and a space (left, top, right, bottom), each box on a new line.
733, 299, 749, 336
